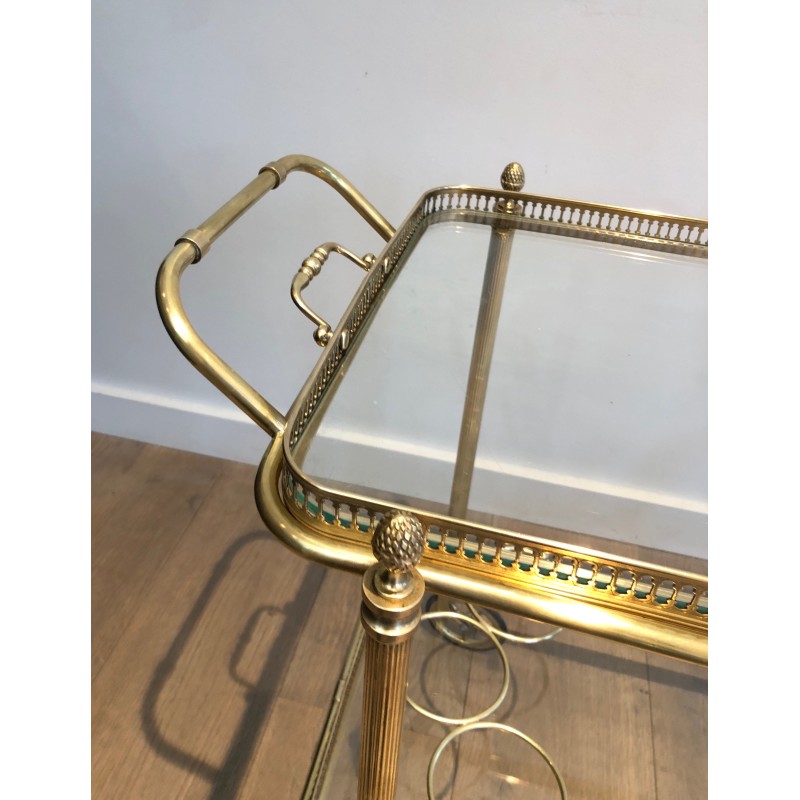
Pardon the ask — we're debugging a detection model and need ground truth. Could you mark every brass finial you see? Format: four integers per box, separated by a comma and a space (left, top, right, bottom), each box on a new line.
372, 511, 425, 573
500, 162, 525, 193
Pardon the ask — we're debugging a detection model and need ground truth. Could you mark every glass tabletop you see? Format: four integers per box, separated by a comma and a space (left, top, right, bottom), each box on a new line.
294, 217, 707, 556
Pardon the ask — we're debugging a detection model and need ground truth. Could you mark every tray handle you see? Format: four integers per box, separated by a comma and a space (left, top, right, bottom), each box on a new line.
291, 243, 377, 346
156, 155, 395, 439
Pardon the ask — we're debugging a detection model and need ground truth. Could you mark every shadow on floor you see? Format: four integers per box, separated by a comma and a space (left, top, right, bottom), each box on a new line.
140, 529, 325, 799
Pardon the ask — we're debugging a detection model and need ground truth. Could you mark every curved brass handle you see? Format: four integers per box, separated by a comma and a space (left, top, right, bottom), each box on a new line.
155, 155, 395, 439
292, 243, 377, 346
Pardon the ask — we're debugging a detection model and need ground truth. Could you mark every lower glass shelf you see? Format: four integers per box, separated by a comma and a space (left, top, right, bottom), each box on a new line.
304, 594, 707, 799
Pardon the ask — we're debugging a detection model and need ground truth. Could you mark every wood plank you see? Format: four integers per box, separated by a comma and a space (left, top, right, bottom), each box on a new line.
237, 568, 364, 798
92, 450, 326, 799
446, 628, 656, 800
91, 440, 225, 679
241, 697, 330, 799
262, 568, 362, 710
647, 652, 708, 799
91, 432, 146, 496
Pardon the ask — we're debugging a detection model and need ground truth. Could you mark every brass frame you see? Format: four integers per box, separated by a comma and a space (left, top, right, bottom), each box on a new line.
157, 154, 708, 665
156, 154, 708, 796
270, 181, 708, 666
156, 154, 395, 439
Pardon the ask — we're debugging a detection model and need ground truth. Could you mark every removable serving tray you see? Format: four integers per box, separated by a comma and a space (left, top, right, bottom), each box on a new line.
256, 174, 708, 665
157, 155, 707, 665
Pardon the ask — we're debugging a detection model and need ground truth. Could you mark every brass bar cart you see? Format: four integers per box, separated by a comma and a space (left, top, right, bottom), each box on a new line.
156, 155, 708, 799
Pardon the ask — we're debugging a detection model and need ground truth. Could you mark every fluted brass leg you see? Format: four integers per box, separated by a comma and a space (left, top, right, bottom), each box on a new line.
358, 511, 426, 800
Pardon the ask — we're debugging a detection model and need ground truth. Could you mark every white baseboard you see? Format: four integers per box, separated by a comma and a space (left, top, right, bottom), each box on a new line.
91, 384, 707, 560
91, 383, 269, 465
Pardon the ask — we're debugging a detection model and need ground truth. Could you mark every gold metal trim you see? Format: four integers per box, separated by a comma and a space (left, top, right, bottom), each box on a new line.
269, 171, 708, 666
358, 511, 426, 800
291, 243, 377, 346
449, 166, 524, 519
155, 155, 708, 665
156, 240, 287, 436
256, 433, 707, 665
155, 155, 394, 437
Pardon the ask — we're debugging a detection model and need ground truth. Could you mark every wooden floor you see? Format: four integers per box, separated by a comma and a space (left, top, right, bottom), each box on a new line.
92, 432, 707, 799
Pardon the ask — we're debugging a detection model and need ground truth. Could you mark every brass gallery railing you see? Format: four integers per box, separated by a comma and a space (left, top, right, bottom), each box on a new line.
157, 154, 708, 665
157, 154, 708, 799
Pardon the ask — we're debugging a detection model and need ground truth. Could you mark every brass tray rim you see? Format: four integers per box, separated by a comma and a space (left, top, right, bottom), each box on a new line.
255, 431, 708, 666
257, 180, 709, 665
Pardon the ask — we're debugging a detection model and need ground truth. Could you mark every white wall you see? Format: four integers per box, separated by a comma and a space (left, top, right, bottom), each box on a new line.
92, 0, 707, 556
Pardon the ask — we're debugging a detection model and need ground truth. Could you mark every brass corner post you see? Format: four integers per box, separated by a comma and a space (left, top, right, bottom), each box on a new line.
448, 162, 526, 517
358, 511, 426, 800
